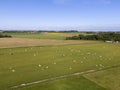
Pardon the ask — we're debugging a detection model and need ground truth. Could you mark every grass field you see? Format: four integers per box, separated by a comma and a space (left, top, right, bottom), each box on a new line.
85, 66, 120, 90
21, 76, 107, 90
0, 38, 120, 90
4, 32, 80, 40
0, 32, 120, 90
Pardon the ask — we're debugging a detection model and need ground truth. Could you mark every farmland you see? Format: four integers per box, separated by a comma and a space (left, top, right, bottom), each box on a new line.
4, 32, 80, 40
0, 32, 120, 90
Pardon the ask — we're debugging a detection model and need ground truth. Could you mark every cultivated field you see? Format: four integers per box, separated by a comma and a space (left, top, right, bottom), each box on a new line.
0, 32, 120, 90
4, 32, 80, 40
0, 38, 98, 48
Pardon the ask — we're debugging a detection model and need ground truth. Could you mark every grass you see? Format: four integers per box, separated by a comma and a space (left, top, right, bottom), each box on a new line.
84, 67, 120, 90
4, 32, 80, 40
0, 42, 120, 90
21, 76, 107, 90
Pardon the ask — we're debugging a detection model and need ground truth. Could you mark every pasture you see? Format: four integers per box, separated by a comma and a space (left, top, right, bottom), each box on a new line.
0, 32, 120, 90
4, 32, 80, 40
0, 38, 120, 90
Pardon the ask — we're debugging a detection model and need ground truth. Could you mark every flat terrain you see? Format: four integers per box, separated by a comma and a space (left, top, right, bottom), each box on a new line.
0, 39, 120, 90
0, 38, 97, 48
0, 32, 120, 90
22, 76, 107, 90
85, 66, 120, 90
4, 32, 80, 40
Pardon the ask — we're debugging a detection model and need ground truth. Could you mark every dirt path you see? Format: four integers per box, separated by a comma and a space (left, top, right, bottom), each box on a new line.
11, 64, 120, 89
11, 70, 96, 89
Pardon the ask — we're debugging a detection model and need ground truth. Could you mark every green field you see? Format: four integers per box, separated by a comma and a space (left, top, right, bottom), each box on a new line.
0, 41, 120, 90
22, 76, 107, 90
4, 32, 80, 40
0, 32, 120, 90
85, 66, 120, 90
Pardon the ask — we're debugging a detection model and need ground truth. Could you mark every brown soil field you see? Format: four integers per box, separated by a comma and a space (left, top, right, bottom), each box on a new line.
0, 38, 99, 48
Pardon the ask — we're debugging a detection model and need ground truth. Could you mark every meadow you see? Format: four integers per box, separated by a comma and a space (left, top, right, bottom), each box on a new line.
4, 32, 80, 40
0, 32, 120, 90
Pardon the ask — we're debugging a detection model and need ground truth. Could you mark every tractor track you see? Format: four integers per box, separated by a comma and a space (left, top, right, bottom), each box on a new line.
11, 64, 120, 89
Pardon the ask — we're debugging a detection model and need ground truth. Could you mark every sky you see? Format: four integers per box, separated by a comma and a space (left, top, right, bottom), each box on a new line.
0, 0, 120, 31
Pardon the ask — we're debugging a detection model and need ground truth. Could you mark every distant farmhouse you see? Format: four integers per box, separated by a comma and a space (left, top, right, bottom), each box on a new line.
106, 40, 119, 44
105, 41, 113, 43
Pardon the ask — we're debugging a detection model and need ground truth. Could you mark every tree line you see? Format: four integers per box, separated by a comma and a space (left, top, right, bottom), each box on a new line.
0, 33, 12, 38
66, 32, 120, 42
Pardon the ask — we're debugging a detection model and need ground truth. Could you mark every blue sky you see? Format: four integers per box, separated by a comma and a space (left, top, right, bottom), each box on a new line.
0, 0, 120, 30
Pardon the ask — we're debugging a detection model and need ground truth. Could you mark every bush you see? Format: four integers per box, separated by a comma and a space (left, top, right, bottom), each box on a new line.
66, 32, 120, 42
0, 33, 12, 38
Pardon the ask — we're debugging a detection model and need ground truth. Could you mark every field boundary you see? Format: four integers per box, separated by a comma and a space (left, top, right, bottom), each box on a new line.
11, 70, 96, 89
11, 64, 120, 89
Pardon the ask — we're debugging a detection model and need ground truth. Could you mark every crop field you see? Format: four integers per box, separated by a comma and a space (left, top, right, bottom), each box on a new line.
4, 32, 80, 40
0, 38, 97, 48
0, 33, 120, 90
